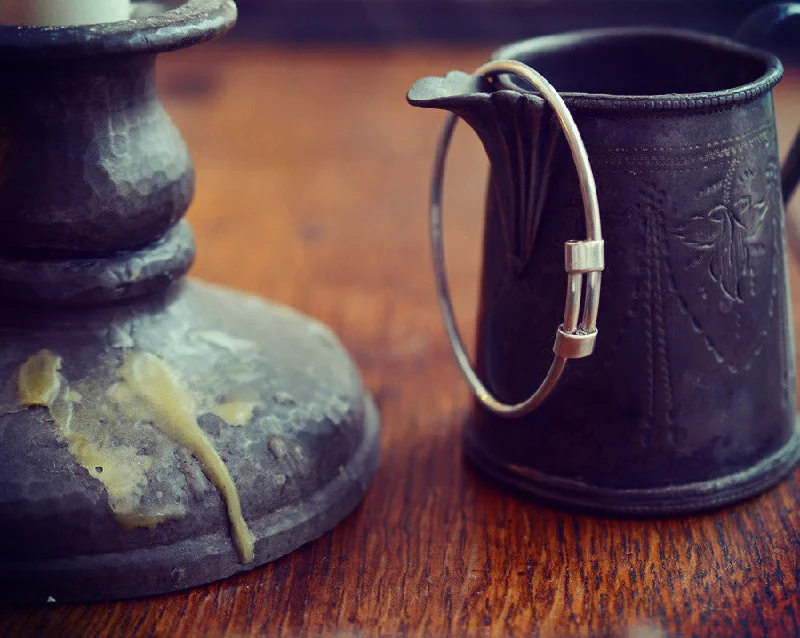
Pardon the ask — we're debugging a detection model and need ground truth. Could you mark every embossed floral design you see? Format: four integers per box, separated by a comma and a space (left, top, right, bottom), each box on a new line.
668, 157, 781, 375
677, 167, 771, 302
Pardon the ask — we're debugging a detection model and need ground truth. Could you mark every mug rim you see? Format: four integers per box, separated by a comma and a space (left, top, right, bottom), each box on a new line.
493, 27, 783, 111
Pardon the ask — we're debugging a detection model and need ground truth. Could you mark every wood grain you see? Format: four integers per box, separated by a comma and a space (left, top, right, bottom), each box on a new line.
0, 45, 798, 637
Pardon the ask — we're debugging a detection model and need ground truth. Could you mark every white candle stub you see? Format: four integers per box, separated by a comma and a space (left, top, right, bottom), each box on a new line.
0, 0, 131, 26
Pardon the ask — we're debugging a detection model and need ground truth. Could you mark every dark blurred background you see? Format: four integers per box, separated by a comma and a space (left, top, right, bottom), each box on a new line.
230, 0, 795, 57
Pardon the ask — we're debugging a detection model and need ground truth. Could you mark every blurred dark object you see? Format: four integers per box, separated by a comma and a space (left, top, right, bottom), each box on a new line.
231, 0, 796, 61
735, 2, 800, 64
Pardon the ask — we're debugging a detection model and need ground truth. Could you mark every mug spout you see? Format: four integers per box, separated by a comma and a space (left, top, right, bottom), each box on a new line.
407, 65, 562, 284
406, 70, 484, 112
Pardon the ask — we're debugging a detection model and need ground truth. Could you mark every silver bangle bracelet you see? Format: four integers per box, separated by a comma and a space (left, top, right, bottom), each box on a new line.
429, 59, 604, 418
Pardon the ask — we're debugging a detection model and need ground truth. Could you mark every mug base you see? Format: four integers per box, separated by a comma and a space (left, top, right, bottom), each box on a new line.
463, 417, 800, 516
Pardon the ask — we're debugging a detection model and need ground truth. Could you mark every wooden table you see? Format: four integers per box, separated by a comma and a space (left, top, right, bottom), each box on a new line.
1, 45, 798, 637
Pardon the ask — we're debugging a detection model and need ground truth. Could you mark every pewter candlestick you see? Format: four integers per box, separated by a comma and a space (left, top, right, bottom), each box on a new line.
0, 0, 380, 603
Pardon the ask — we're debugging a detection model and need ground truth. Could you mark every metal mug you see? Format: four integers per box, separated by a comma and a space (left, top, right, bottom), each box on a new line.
408, 9, 800, 514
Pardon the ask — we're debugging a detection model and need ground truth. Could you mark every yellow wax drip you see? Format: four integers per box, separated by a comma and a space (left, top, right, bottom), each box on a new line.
111, 351, 255, 563
16, 350, 168, 530
17, 349, 62, 406
67, 437, 157, 530
211, 401, 255, 427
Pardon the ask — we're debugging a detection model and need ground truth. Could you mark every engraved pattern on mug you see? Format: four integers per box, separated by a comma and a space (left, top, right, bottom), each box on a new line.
568, 125, 785, 450
592, 124, 782, 377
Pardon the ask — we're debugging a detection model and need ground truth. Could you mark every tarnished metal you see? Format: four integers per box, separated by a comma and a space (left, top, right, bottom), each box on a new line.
409, 23, 799, 514
0, 0, 380, 603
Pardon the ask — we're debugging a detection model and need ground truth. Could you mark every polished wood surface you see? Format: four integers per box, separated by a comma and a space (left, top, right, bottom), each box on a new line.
1, 45, 798, 637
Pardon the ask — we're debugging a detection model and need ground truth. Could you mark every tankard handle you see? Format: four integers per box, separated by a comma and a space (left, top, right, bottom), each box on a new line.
430, 60, 604, 418
735, 3, 800, 206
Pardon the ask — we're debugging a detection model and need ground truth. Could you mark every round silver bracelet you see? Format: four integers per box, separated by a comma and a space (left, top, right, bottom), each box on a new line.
429, 59, 604, 418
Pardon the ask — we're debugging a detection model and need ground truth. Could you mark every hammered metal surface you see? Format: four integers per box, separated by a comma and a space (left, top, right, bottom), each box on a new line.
0, 0, 380, 602
0, 55, 194, 255
0, 220, 195, 304
0, 280, 380, 603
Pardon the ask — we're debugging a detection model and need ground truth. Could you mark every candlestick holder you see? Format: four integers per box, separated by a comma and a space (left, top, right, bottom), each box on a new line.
0, 0, 380, 603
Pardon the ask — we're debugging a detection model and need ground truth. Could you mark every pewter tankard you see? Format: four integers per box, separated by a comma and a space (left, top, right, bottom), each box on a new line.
408, 13, 800, 514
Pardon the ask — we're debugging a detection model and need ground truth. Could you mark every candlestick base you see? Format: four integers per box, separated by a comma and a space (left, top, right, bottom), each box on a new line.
0, 279, 380, 603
